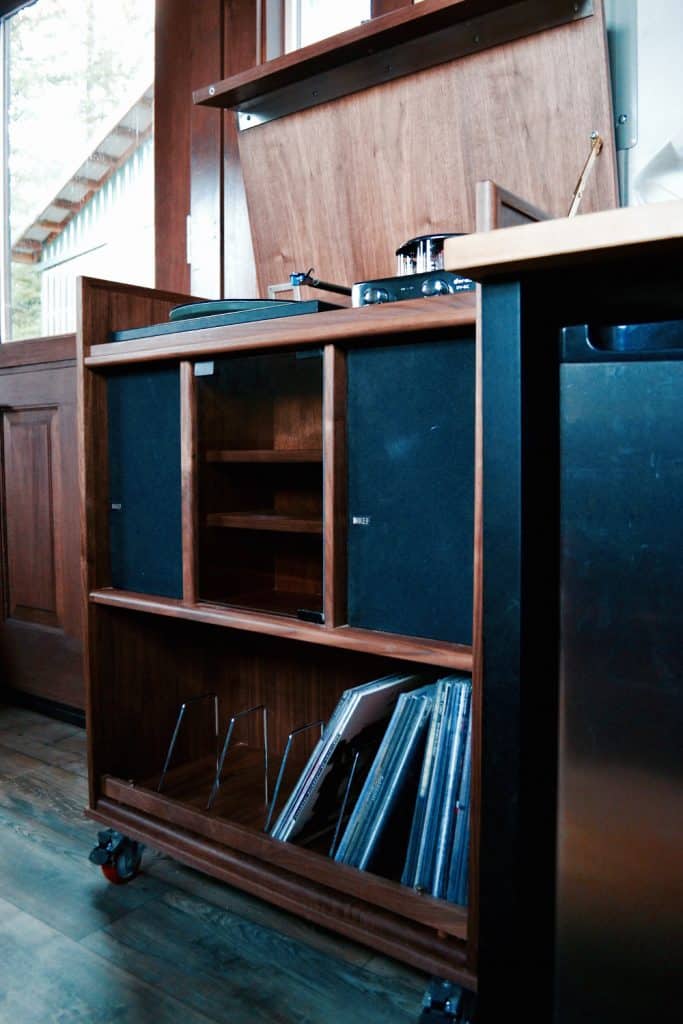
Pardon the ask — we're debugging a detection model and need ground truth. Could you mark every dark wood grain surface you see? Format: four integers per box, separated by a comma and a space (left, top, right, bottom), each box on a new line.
154, 0, 192, 294
0, 703, 429, 1023
0, 344, 83, 709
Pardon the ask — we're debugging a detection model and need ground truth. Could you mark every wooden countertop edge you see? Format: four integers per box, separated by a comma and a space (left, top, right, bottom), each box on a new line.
83, 294, 477, 367
443, 200, 683, 279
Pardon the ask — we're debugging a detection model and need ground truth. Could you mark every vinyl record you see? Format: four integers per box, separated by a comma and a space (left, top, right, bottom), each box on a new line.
169, 298, 291, 321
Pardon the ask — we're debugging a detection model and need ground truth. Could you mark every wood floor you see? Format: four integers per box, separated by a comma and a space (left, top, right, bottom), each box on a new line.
0, 704, 429, 1023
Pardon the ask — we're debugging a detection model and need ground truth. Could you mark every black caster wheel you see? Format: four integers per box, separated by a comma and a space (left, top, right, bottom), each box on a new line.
89, 829, 144, 885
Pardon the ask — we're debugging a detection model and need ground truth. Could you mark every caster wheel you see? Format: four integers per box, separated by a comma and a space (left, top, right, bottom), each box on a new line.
100, 843, 143, 884
89, 829, 144, 884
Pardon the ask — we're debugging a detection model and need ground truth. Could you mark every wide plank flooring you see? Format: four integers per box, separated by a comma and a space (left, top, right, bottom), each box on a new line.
0, 704, 428, 1023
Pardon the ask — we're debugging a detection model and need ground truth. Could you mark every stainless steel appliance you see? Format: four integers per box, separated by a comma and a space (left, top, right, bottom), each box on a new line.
555, 320, 683, 1021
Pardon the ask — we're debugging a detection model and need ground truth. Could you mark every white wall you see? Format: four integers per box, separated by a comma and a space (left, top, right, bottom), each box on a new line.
629, 0, 683, 204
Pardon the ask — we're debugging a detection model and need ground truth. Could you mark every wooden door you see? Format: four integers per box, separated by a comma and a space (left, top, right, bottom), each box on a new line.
0, 337, 83, 711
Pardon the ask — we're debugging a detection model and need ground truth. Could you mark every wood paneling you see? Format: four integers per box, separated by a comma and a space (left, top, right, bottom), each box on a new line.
155, 0, 192, 293
190, 1, 225, 298
3, 409, 59, 626
235, 5, 617, 295
224, 0, 259, 297
0, 335, 75, 369
0, 339, 83, 709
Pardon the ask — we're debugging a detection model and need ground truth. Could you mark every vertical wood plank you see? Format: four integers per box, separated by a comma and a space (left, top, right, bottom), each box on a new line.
475, 180, 498, 234
466, 285, 483, 974
181, 361, 198, 604
155, 0, 192, 293
76, 281, 110, 806
190, 1, 225, 298
323, 345, 347, 627
223, 0, 259, 298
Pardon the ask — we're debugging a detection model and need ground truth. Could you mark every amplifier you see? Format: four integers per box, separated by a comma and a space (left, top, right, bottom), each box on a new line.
351, 269, 474, 307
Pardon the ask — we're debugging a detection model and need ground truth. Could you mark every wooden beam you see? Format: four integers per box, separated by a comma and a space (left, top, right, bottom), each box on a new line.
53, 198, 80, 212
37, 219, 67, 232
72, 175, 101, 190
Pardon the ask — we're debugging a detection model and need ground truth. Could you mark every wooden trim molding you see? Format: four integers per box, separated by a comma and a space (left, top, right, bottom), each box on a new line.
0, 335, 76, 369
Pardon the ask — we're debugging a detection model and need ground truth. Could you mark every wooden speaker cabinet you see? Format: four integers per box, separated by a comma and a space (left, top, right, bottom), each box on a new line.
78, 277, 480, 988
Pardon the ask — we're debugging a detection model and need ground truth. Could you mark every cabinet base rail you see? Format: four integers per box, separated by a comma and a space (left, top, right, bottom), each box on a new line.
88, 797, 476, 988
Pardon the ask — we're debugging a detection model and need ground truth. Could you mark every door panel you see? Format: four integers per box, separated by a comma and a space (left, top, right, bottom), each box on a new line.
0, 342, 83, 710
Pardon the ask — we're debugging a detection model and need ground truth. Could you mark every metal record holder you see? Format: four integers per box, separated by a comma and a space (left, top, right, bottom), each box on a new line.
157, 697, 363, 846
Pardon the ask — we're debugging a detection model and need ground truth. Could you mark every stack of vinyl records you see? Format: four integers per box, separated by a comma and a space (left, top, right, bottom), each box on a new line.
270, 672, 472, 906
334, 675, 472, 905
269, 672, 424, 845
400, 676, 472, 904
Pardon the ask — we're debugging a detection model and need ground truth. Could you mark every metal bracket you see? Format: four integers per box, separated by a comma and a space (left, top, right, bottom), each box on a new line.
208, 704, 269, 811
264, 719, 324, 833
605, 0, 638, 152
158, 693, 220, 794
328, 748, 360, 857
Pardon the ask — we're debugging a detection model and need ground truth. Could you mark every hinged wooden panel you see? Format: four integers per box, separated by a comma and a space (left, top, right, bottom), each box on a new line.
236, 3, 618, 295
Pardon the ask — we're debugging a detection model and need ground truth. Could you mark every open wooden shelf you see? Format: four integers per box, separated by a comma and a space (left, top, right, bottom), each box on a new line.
206, 449, 323, 463
89, 588, 474, 671
206, 512, 323, 534
192, 0, 591, 126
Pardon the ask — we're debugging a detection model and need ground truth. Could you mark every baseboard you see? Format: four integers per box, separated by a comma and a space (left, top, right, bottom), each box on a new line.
3, 688, 85, 729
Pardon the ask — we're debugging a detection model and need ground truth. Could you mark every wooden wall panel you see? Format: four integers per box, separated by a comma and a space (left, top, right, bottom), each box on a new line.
0, 340, 83, 709
190, 1, 226, 298
155, 0, 192, 293
236, 6, 618, 294
223, 0, 259, 297
155, 0, 259, 298
3, 409, 59, 626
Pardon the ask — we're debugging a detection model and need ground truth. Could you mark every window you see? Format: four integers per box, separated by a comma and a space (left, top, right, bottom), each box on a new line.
285, 0, 372, 53
1, 0, 155, 341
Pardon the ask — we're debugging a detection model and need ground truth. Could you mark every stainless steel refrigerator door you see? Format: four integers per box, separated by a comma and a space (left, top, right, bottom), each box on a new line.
556, 358, 683, 1021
